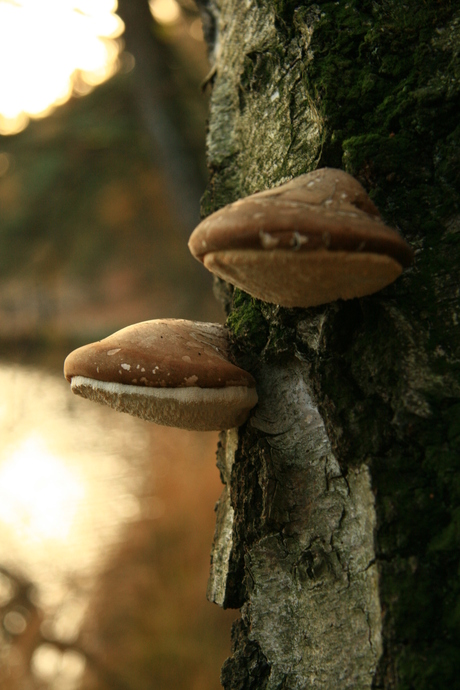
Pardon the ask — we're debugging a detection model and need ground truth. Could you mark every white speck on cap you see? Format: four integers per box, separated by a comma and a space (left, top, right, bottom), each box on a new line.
259, 230, 279, 249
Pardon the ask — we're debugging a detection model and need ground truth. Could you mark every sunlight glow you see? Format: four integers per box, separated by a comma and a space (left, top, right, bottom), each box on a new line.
0, 435, 85, 542
149, 0, 181, 25
32, 644, 87, 683
0, 0, 125, 135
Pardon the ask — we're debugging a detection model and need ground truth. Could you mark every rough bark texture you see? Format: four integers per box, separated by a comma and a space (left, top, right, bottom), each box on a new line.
199, 1, 460, 688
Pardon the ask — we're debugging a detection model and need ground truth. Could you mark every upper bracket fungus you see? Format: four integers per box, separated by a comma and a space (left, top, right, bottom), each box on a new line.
64, 319, 258, 431
188, 168, 413, 308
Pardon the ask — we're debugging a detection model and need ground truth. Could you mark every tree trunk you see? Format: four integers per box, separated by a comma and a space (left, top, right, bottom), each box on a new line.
117, 0, 206, 234
197, 1, 460, 688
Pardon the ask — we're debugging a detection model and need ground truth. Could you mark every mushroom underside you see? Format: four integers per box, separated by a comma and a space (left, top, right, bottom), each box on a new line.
70, 376, 258, 431
203, 249, 403, 307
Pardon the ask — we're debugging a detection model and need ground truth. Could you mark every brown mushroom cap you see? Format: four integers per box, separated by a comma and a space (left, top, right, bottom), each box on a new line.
188, 168, 413, 307
64, 319, 258, 431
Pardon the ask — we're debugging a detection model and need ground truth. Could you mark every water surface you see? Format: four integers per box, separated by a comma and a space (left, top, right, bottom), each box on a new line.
0, 362, 232, 690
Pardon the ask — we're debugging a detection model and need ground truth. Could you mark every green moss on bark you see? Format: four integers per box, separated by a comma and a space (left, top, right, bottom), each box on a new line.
287, 6, 460, 683
226, 290, 269, 355
226, 288, 302, 370
370, 399, 460, 689
307, 2, 459, 231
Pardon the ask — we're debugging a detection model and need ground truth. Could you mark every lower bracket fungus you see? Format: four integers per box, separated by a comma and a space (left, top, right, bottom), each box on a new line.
64, 319, 258, 431
188, 168, 413, 307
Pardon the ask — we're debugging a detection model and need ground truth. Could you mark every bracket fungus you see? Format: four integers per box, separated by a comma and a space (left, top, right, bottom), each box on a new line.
64, 319, 258, 431
188, 168, 413, 308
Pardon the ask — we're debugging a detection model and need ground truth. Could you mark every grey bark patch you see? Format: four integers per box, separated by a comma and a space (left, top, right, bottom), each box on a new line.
248, 363, 381, 688
212, 360, 382, 688
208, 428, 239, 606
204, 0, 323, 211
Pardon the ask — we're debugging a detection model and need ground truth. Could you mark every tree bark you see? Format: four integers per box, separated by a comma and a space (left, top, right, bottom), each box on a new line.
198, 1, 460, 688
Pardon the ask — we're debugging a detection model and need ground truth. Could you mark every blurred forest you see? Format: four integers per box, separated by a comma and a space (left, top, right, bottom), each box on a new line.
0, 1, 235, 689
0, 0, 222, 362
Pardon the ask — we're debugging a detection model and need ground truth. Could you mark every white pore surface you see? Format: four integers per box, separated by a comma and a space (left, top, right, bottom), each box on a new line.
70, 376, 258, 431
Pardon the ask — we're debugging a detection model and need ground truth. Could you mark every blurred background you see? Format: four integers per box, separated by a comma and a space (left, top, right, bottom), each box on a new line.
0, 1, 236, 688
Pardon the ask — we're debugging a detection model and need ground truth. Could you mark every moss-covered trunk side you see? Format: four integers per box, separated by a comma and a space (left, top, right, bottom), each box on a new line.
198, 1, 460, 688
